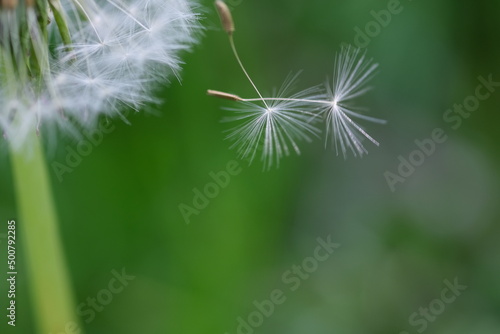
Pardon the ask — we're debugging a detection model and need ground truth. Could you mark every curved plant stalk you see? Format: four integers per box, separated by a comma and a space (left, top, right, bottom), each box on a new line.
10, 133, 82, 334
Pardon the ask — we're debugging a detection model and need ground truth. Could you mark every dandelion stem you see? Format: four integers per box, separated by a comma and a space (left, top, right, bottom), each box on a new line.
9, 133, 82, 334
48, 0, 72, 46
228, 35, 269, 109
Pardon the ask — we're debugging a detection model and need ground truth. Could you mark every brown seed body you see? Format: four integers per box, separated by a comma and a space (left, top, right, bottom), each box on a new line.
215, 1, 235, 35
1, 0, 18, 9
207, 90, 242, 101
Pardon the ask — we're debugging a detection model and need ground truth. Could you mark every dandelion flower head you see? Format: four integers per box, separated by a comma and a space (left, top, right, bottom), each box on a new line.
0, 0, 201, 149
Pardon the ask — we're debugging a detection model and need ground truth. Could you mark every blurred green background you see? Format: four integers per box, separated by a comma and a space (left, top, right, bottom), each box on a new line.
1, 0, 500, 333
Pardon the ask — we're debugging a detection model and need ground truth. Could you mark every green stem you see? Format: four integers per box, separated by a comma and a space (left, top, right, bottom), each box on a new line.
9, 134, 81, 334
48, 0, 72, 46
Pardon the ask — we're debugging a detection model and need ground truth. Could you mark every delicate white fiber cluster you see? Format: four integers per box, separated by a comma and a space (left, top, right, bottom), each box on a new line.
224, 73, 323, 169
321, 46, 385, 158
222, 46, 385, 168
0, 0, 201, 150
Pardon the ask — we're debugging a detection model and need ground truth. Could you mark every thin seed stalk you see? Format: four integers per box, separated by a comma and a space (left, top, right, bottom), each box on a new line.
35, 0, 49, 38
228, 35, 269, 108
9, 133, 82, 334
48, 0, 72, 46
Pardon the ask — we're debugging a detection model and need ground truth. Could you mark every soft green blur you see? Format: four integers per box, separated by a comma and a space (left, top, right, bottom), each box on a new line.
1, 0, 499, 333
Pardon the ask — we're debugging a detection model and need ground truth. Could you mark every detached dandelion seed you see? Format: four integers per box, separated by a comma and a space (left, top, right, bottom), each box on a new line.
211, 1, 323, 168
208, 1, 386, 169
223, 73, 323, 169
322, 46, 387, 158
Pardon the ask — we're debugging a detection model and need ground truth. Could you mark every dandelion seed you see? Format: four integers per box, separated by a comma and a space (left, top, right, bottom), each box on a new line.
208, 1, 385, 168
223, 73, 322, 169
215, 0, 234, 35
0, 0, 202, 150
321, 46, 386, 158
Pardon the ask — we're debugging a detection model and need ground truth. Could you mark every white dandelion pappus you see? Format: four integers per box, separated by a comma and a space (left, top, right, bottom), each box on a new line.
223, 73, 323, 169
219, 46, 385, 167
0, 0, 201, 150
322, 46, 386, 158
209, 2, 386, 168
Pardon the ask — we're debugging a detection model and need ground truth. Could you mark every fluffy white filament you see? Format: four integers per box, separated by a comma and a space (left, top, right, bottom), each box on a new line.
224, 73, 323, 169
0, 0, 201, 150
321, 46, 386, 158
222, 46, 386, 168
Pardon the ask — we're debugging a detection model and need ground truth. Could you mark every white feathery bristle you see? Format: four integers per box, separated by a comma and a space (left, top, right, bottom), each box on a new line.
322, 45, 386, 158
0, 0, 202, 149
224, 73, 322, 169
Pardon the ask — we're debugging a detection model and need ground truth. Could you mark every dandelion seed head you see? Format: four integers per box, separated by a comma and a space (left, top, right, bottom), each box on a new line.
0, 0, 202, 149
